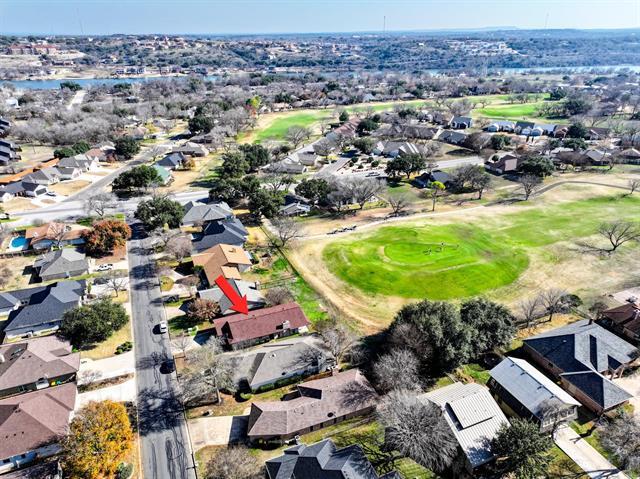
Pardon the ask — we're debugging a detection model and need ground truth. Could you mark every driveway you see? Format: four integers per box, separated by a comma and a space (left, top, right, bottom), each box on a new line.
188, 415, 248, 450
614, 372, 640, 416
76, 378, 137, 408
554, 425, 629, 479
78, 351, 135, 385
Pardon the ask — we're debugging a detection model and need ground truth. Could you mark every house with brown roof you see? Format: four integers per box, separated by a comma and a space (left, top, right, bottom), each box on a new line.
0, 383, 76, 474
247, 369, 378, 445
0, 336, 79, 398
24, 223, 89, 251
210, 302, 310, 350
192, 244, 252, 286
485, 153, 521, 175
600, 301, 640, 343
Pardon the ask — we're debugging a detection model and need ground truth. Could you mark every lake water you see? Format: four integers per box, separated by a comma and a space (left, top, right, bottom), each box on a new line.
2, 65, 640, 90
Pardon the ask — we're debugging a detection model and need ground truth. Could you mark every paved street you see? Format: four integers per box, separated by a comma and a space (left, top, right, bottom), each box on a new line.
128, 223, 197, 479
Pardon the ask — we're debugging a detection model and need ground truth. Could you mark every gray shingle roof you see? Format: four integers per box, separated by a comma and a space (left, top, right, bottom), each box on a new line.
266, 439, 388, 479
182, 200, 233, 225
33, 249, 88, 279
489, 357, 580, 419
192, 217, 248, 253
524, 320, 638, 410
2, 280, 86, 335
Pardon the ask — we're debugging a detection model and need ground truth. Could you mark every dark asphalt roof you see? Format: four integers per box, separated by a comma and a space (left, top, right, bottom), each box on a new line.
192, 217, 248, 253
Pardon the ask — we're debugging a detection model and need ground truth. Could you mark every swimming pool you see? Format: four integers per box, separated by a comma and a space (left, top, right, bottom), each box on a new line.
10, 236, 29, 250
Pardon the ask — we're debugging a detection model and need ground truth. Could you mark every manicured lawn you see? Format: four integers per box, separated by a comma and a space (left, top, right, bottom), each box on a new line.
323, 194, 640, 300
254, 111, 331, 142
474, 101, 557, 120
80, 319, 132, 360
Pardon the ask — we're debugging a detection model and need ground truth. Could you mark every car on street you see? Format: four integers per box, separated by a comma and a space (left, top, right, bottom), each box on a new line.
160, 359, 176, 374
96, 263, 114, 272
158, 321, 168, 334
46, 191, 56, 197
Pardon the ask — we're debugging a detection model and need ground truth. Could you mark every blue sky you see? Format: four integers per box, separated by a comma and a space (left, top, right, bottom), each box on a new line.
1, 0, 639, 35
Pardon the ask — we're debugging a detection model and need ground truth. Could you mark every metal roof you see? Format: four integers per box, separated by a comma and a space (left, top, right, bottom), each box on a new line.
420, 382, 508, 468
489, 357, 581, 419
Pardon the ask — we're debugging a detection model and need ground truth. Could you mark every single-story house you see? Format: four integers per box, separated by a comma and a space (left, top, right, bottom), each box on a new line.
24, 223, 89, 251
33, 249, 89, 282
523, 320, 638, 414
156, 152, 187, 170
288, 150, 318, 167
181, 201, 233, 228
599, 301, 640, 343
210, 302, 310, 350
0, 118, 10, 136
54, 167, 81, 181
199, 279, 266, 315
152, 164, 173, 185
58, 154, 98, 172
22, 182, 48, 198
451, 116, 473, 129
488, 357, 580, 432
0, 460, 62, 479
279, 201, 311, 217
534, 124, 557, 136
413, 170, 453, 188
0, 383, 76, 474
172, 142, 209, 157
485, 153, 521, 175
266, 439, 401, 479
247, 369, 378, 445
192, 243, 252, 286
265, 159, 307, 175
22, 168, 60, 186
486, 121, 516, 133
439, 130, 468, 145
432, 112, 454, 126
419, 382, 509, 474
191, 217, 249, 253
515, 121, 536, 135
232, 340, 333, 392
0, 280, 86, 342
0, 335, 79, 398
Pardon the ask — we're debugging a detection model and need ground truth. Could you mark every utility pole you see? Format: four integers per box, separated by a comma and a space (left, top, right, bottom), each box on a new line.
383, 15, 386, 34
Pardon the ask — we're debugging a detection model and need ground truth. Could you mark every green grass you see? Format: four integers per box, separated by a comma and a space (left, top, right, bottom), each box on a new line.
458, 363, 491, 384
323, 194, 640, 300
474, 101, 554, 120
255, 112, 331, 142
159, 276, 174, 292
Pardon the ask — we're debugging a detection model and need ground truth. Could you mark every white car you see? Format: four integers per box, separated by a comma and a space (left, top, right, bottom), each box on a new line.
96, 263, 114, 272
158, 322, 168, 334
46, 191, 56, 197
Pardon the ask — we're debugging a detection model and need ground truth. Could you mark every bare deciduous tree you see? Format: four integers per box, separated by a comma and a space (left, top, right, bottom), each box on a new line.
318, 322, 357, 365
385, 193, 410, 217
264, 287, 294, 306
103, 271, 128, 298
599, 413, 640, 472
598, 221, 640, 253
628, 179, 640, 195
179, 275, 200, 297
285, 125, 312, 149
171, 332, 192, 359
541, 288, 568, 322
262, 173, 294, 193
519, 174, 542, 201
182, 337, 234, 405
165, 234, 192, 263
49, 222, 70, 250
204, 446, 263, 479
344, 177, 385, 210
83, 192, 117, 218
518, 296, 543, 328
271, 216, 302, 248
152, 228, 181, 250
373, 349, 422, 393
377, 390, 458, 474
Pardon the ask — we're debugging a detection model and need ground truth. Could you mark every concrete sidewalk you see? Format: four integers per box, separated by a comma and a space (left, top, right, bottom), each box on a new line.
188, 415, 248, 450
554, 425, 629, 479
76, 378, 137, 409
78, 351, 135, 385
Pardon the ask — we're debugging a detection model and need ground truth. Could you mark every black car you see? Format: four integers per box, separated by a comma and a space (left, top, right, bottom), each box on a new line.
160, 359, 176, 374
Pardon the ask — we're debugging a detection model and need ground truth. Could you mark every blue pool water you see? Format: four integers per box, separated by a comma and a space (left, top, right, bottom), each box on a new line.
10, 236, 28, 249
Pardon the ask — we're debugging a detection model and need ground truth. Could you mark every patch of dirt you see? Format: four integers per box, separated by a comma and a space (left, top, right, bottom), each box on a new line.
50, 179, 92, 196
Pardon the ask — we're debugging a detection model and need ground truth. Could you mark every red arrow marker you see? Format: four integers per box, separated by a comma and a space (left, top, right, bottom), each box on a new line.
214, 275, 249, 314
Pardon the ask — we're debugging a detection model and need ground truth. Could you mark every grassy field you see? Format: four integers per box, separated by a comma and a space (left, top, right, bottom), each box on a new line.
323, 194, 640, 300
473, 100, 561, 121
253, 111, 332, 142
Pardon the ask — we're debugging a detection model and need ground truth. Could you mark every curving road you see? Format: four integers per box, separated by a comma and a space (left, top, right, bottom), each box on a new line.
128, 222, 197, 479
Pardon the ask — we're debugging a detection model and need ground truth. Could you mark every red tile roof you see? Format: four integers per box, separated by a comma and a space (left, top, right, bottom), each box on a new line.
211, 302, 310, 345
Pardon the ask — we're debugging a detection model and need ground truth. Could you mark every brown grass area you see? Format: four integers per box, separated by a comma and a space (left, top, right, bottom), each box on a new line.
50, 179, 92, 196
0, 255, 35, 290
80, 317, 132, 360
2, 197, 38, 213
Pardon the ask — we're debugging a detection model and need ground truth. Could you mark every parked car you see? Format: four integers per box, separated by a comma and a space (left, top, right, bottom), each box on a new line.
46, 191, 56, 197
96, 263, 114, 272
158, 321, 168, 334
160, 359, 175, 374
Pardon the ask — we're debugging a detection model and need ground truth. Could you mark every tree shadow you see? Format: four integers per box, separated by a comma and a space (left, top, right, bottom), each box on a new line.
137, 386, 185, 436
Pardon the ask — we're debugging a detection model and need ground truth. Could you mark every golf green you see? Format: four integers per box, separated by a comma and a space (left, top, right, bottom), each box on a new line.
323, 224, 529, 300
322, 195, 640, 300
